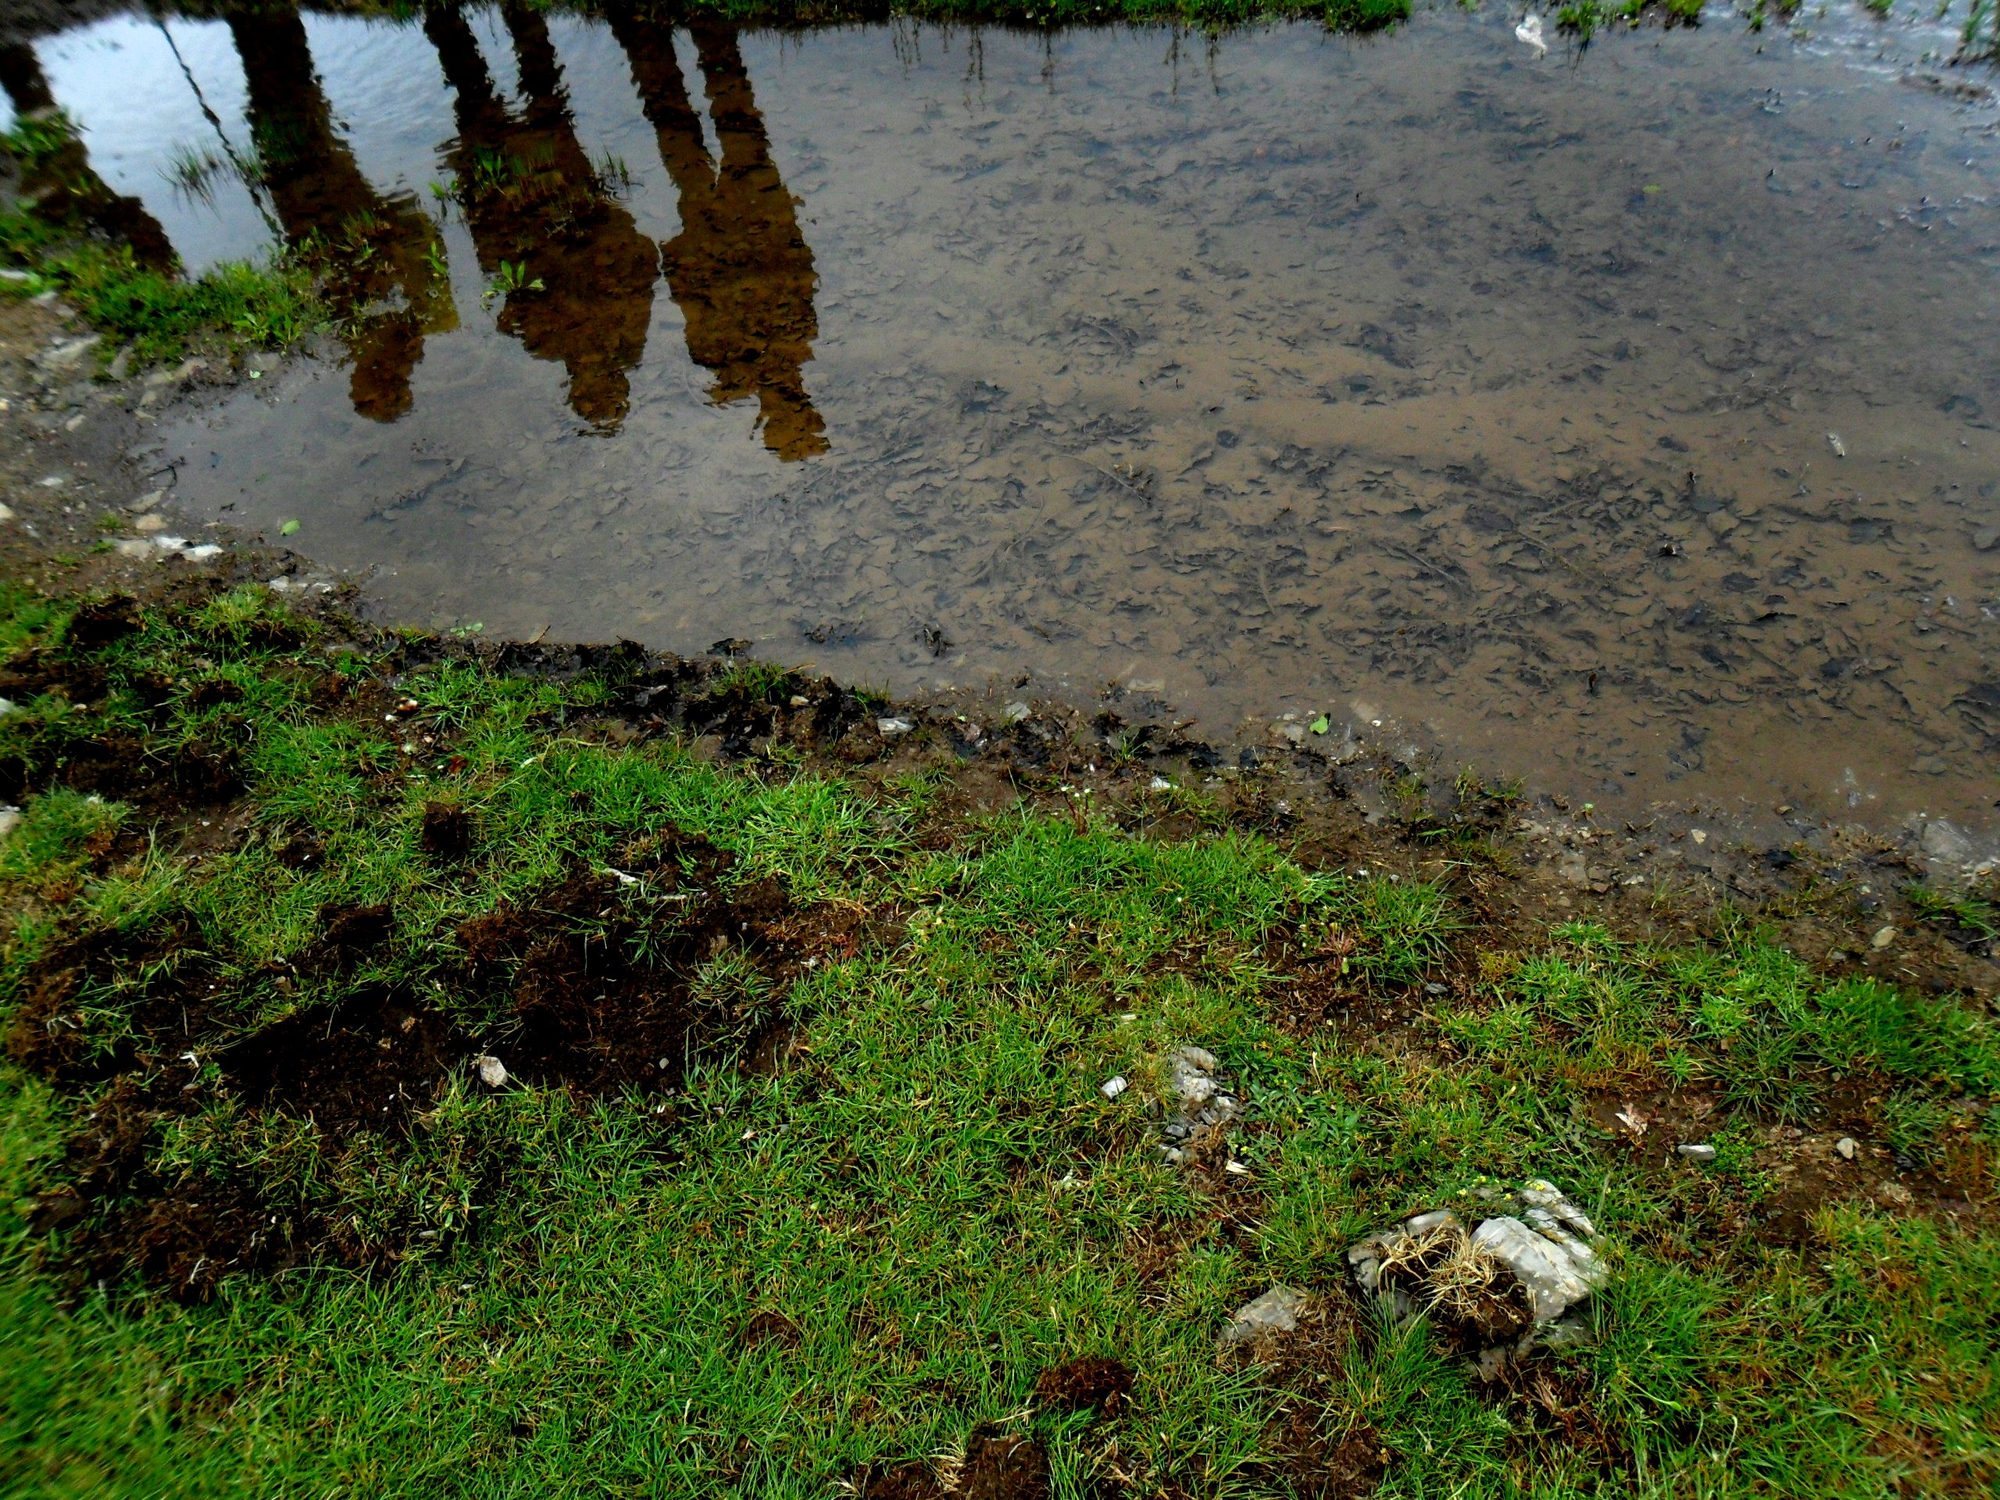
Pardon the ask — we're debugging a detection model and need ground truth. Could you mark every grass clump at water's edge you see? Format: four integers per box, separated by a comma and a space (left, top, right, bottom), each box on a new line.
0, 580, 1993, 1496
0, 111, 320, 370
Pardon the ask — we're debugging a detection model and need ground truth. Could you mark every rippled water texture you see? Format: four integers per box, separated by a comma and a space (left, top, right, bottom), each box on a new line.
15, 5, 2000, 826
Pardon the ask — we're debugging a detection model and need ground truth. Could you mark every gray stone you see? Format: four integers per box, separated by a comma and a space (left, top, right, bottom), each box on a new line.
1002, 701, 1031, 724
473, 1054, 508, 1087
1518, 1178, 1597, 1238
1918, 818, 1979, 873
1837, 1136, 1859, 1161
1676, 1143, 1718, 1163
1177, 1045, 1220, 1073
877, 717, 914, 737
1404, 1209, 1461, 1237
1100, 1075, 1128, 1100
1220, 1285, 1307, 1348
1470, 1215, 1605, 1323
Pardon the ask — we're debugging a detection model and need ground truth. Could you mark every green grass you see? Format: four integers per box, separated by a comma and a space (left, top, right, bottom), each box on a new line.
0, 582, 1993, 1495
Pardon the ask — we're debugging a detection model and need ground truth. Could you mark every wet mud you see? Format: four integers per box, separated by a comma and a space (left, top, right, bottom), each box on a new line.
15, 6, 1989, 834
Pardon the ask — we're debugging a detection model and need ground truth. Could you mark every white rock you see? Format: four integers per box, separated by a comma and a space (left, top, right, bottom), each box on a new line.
1470, 1215, 1604, 1323
1177, 1045, 1219, 1073
1149, 776, 1172, 791
40, 334, 100, 371
1518, 1179, 1597, 1238
133, 513, 168, 534
1689, 828, 1708, 845
1002, 701, 1031, 724
183, 544, 222, 562
1404, 1209, 1461, 1237
1827, 431, 1847, 458
152, 534, 189, 551
877, 717, 914, 736
0, 805, 20, 842
0, 504, 13, 523
1220, 1285, 1306, 1347
1677, 1143, 1718, 1163
473, 1054, 508, 1087
1515, 14, 1548, 53
1837, 1136, 1858, 1161
1872, 925, 1897, 950
1100, 1075, 1128, 1100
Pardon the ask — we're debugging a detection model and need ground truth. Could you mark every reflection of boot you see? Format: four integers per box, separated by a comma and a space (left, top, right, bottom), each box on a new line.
607, 13, 825, 459
426, 3, 657, 430
228, 6, 450, 421
0, 43, 177, 269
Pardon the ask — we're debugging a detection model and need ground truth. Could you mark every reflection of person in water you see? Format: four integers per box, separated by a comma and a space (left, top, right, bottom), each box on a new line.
228, 6, 454, 421
604, 14, 826, 460
0, 42, 176, 270
424, 3, 657, 431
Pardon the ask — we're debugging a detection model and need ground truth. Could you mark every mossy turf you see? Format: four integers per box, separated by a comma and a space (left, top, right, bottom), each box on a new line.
0, 581, 1994, 1497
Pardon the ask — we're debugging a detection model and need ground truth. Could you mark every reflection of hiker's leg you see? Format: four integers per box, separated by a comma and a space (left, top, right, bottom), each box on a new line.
603, 9, 712, 191
424, 4, 501, 114
500, 3, 566, 117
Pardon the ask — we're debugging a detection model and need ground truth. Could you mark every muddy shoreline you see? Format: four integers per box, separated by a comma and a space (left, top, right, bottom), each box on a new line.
3, 276, 1998, 895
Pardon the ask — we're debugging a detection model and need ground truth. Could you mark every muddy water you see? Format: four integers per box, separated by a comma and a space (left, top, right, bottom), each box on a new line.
15, 7, 2000, 831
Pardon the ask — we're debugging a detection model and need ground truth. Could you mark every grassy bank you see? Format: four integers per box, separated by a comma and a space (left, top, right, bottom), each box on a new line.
0, 579, 1992, 1496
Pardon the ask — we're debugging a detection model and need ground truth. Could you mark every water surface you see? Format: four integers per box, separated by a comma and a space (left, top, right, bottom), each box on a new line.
14, 5, 2000, 830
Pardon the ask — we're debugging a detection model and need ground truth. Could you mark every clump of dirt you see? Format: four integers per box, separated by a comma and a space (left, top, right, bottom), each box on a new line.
317, 901, 394, 959
855, 1463, 948, 1500
1034, 1355, 1134, 1413
63, 594, 141, 652
419, 799, 473, 859
224, 989, 460, 1135
462, 854, 802, 1094
961, 1428, 1051, 1500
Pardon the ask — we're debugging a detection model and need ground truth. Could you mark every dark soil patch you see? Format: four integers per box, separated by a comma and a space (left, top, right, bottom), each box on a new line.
474, 864, 797, 1094
63, 595, 141, 652
1034, 1354, 1134, 1413
419, 799, 473, 859
224, 989, 460, 1135
855, 1462, 948, 1500
962, 1428, 1051, 1500
317, 901, 394, 959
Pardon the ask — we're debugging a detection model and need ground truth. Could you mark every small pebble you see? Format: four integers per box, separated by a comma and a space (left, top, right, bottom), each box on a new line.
877, 717, 914, 736
1676, 1143, 1717, 1163
1100, 1075, 1128, 1100
1871, 926, 1896, 950
1177, 1045, 1219, 1073
473, 1054, 508, 1087
1836, 1137, 1858, 1161
1149, 775, 1172, 791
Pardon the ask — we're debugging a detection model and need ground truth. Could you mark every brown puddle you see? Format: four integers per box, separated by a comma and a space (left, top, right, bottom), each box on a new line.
10, 4, 2000, 834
